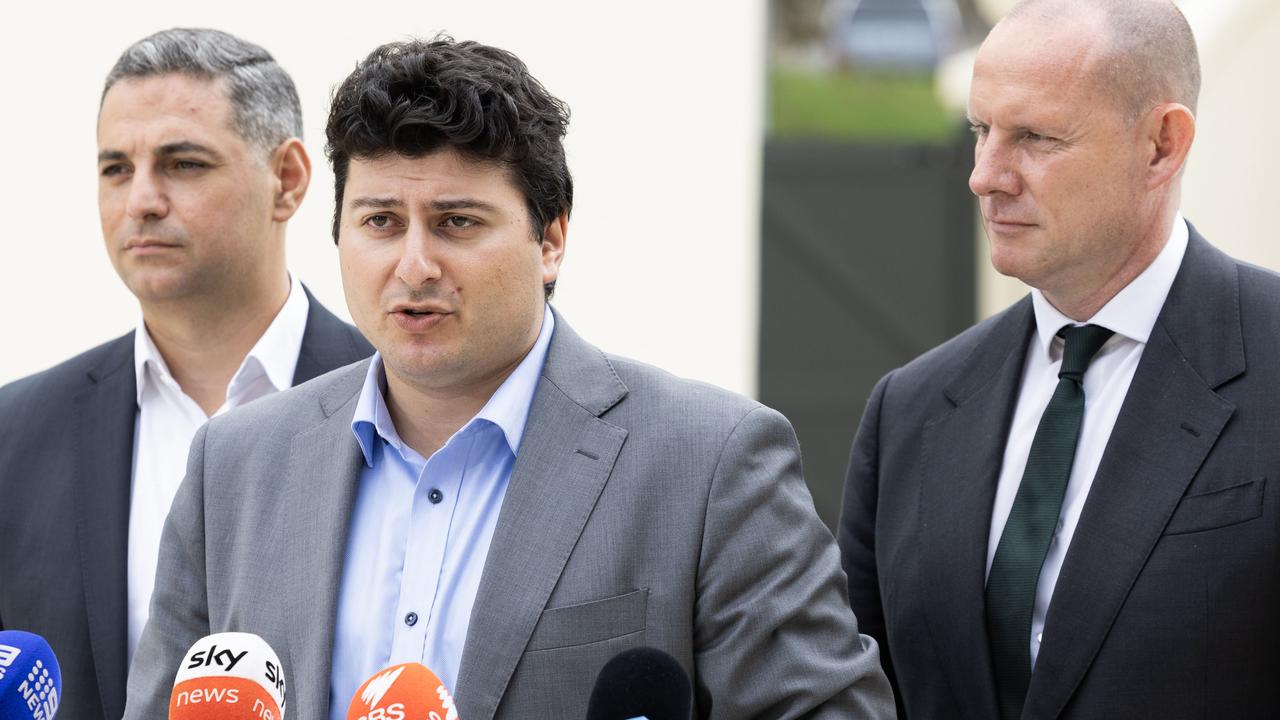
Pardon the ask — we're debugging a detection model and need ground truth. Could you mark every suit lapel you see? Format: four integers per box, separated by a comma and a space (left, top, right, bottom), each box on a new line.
454, 311, 628, 720
292, 286, 373, 385
1025, 230, 1242, 718
920, 299, 1034, 720
72, 334, 136, 720
279, 363, 369, 720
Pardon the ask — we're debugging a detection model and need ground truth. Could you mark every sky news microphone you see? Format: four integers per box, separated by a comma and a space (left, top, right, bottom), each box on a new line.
0, 630, 61, 720
346, 662, 458, 720
586, 647, 691, 720
169, 632, 287, 719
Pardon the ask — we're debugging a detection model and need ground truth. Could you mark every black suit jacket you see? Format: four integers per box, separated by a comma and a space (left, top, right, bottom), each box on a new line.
839, 227, 1280, 719
0, 288, 371, 720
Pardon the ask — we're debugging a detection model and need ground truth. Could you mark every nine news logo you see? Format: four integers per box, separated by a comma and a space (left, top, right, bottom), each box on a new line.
0, 644, 19, 680
18, 659, 60, 720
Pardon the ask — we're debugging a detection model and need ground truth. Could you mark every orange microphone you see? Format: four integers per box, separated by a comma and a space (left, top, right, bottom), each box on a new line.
169, 632, 287, 719
346, 662, 457, 720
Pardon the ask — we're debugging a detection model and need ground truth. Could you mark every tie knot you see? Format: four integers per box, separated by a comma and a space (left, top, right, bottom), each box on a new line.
1058, 324, 1114, 381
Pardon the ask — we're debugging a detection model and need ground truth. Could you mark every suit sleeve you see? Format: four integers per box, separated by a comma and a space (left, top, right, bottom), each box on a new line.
122, 424, 215, 718
838, 372, 903, 710
693, 405, 895, 719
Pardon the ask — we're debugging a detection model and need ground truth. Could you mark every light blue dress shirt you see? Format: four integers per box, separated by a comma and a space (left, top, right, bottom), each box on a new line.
329, 307, 554, 719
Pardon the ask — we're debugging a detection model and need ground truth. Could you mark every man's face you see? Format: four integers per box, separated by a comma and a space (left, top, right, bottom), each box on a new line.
98, 74, 277, 304
337, 149, 564, 396
967, 16, 1149, 297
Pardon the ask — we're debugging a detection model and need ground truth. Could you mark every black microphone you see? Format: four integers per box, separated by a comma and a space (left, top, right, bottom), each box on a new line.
585, 647, 691, 720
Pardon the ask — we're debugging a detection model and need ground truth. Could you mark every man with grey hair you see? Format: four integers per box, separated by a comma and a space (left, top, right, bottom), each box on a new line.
0, 28, 370, 720
841, 0, 1280, 717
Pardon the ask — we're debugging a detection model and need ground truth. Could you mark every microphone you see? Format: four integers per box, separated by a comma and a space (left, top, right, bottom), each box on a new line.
346, 662, 457, 720
169, 632, 287, 719
586, 647, 691, 720
0, 630, 61, 719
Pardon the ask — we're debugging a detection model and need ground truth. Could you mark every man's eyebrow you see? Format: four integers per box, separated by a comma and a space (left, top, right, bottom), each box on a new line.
347, 197, 503, 213
157, 141, 221, 159
430, 198, 499, 213
97, 141, 223, 164
348, 196, 402, 210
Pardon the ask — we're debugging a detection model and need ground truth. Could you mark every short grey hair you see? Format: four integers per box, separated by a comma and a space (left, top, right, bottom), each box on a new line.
103, 28, 303, 154
1002, 0, 1200, 124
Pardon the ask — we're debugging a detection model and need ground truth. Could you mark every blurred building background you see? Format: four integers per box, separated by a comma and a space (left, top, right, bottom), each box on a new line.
1, 0, 1276, 529
763, 0, 1280, 528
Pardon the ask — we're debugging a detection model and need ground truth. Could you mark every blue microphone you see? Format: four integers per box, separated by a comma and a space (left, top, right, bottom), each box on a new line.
0, 630, 61, 719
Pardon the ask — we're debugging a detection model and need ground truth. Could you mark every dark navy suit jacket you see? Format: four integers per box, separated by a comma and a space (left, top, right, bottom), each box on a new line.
0, 288, 371, 720
841, 227, 1280, 719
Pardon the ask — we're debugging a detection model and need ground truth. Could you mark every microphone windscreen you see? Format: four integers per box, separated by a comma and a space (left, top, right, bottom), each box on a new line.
169, 632, 287, 719
0, 630, 61, 719
346, 662, 457, 720
586, 647, 690, 720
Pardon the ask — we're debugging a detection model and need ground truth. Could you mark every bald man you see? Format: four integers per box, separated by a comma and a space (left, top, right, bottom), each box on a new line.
839, 1, 1280, 718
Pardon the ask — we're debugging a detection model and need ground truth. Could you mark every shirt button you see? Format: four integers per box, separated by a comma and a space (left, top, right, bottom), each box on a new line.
1037, 632, 1043, 643
428, 488, 444, 504
405, 611, 419, 627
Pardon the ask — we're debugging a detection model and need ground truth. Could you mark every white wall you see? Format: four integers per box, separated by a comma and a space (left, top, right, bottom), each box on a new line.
0, 0, 765, 396
1179, 0, 1280, 268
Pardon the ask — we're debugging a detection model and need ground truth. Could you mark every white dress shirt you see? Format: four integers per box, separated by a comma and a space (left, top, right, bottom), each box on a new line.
126, 274, 309, 663
985, 214, 1189, 668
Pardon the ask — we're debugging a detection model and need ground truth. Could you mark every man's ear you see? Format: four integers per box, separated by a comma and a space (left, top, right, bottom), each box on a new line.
1143, 103, 1195, 190
271, 138, 311, 222
540, 212, 568, 288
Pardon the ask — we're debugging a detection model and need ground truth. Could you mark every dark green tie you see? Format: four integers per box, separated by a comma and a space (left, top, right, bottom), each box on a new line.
986, 323, 1114, 720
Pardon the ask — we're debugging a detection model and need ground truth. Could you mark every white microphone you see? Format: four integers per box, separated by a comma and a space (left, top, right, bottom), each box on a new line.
169, 632, 287, 719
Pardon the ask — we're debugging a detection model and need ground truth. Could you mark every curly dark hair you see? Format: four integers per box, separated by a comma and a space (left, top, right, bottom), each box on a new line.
325, 36, 572, 297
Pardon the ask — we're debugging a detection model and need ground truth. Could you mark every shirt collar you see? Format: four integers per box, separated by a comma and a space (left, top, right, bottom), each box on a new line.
134, 273, 311, 404
350, 304, 556, 467
1030, 212, 1189, 357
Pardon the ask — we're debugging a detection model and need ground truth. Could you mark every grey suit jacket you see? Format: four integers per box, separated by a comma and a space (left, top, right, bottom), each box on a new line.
124, 309, 894, 719
840, 226, 1280, 718
0, 289, 371, 720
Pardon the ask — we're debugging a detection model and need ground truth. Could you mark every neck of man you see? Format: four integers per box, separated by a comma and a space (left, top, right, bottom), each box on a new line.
141, 269, 292, 416
1042, 196, 1180, 322
384, 334, 539, 459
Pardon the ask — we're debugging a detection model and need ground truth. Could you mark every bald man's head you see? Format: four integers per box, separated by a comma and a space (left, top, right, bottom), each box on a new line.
1000, 0, 1200, 124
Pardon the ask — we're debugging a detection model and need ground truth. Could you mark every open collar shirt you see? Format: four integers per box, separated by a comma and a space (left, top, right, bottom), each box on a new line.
330, 305, 554, 717
127, 273, 309, 662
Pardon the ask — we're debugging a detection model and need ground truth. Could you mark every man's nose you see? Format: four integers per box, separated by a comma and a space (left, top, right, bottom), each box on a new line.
395, 226, 444, 288
969, 134, 1021, 198
125, 167, 169, 222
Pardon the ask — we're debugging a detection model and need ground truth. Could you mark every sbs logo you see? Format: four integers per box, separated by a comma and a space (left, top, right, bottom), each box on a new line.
358, 665, 406, 709
429, 683, 458, 720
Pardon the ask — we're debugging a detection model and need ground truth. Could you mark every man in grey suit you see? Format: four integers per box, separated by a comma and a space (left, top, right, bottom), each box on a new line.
0, 29, 371, 720
841, 1, 1280, 718
124, 36, 893, 719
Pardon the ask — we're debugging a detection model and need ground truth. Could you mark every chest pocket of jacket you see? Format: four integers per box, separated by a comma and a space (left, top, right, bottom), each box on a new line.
526, 588, 648, 652
1163, 478, 1265, 535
